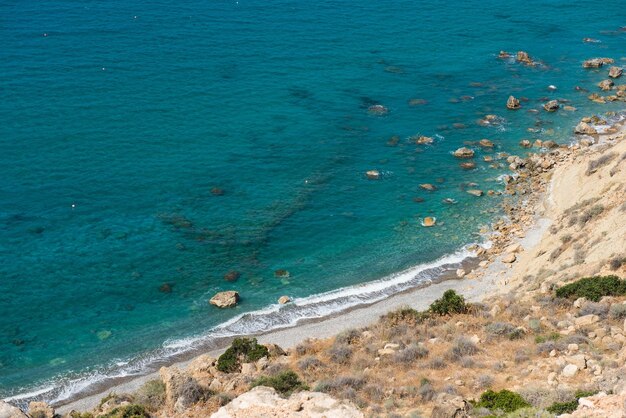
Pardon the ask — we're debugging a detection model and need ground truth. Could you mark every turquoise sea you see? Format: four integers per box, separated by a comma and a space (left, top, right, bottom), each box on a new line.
1, 0, 624, 404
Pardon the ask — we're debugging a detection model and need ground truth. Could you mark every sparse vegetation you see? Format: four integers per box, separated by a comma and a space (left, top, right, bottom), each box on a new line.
586, 152, 617, 175
555, 275, 626, 301
100, 404, 150, 418
546, 390, 597, 414
134, 379, 166, 411
217, 337, 269, 373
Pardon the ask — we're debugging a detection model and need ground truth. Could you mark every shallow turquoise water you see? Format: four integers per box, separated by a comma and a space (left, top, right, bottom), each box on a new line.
0, 0, 624, 402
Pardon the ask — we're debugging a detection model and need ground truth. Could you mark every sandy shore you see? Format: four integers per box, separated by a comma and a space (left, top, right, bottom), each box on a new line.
53, 115, 626, 414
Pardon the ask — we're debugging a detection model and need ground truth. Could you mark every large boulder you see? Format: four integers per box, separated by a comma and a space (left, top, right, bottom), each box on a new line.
583, 57, 614, 68
431, 393, 470, 418
543, 100, 559, 112
210, 386, 363, 418
210, 291, 240, 308
506, 95, 521, 110
0, 402, 28, 418
608, 66, 623, 79
598, 79, 614, 91
574, 121, 598, 135
453, 147, 475, 158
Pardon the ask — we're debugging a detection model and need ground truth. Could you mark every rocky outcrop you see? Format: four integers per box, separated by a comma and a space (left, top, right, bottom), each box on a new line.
598, 79, 614, 91
583, 57, 614, 68
564, 390, 626, 418
0, 402, 28, 418
210, 386, 363, 418
543, 100, 559, 112
506, 95, 520, 110
210, 291, 240, 308
431, 393, 470, 418
574, 121, 598, 135
28, 402, 54, 418
608, 66, 623, 79
453, 147, 475, 158
515, 51, 534, 65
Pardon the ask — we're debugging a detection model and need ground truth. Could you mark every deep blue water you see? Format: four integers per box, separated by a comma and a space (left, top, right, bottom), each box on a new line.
0, 0, 624, 402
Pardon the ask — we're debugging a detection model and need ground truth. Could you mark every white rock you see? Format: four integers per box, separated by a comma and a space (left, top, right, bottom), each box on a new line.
502, 253, 516, 263
562, 364, 579, 377
0, 402, 28, 418
575, 314, 600, 327
456, 268, 466, 278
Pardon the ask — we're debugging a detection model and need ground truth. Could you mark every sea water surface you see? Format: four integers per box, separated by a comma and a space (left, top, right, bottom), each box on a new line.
0, 0, 625, 403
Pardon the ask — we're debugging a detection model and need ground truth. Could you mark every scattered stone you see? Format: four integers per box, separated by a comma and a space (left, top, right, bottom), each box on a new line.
502, 253, 517, 263
453, 147, 475, 158
598, 79, 614, 91
414, 135, 434, 144
479, 139, 494, 148
498, 50, 510, 59
542, 140, 558, 149
278, 296, 290, 304
466, 189, 484, 197
563, 105, 577, 111
366, 170, 381, 180
608, 66, 623, 78
210, 291, 240, 308
506, 95, 521, 110
519, 139, 532, 148
575, 314, 600, 327
543, 100, 560, 112
420, 183, 437, 191
460, 161, 476, 170
575, 121, 598, 135
562, 364, 579, 377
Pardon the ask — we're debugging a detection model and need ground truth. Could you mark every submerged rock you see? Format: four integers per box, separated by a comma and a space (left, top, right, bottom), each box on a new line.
515, 51, 534, 65
367, 104, 388, 115
582, 57, 614, 68
211, 187, 225, 196
506, 95, 521, 110
224, 271, 241, 282
466, 189, 484, 197
420, 183, 437, 191
519, 139, 532, 148
543, 100, 559, 112
274, 269, 290, 278
408, 98, 428, 106
479, 139, 494, 148
453, 147, 475, 158
498, 50, 511, 59
210, 291, 239, 308
460, 161, 476, 170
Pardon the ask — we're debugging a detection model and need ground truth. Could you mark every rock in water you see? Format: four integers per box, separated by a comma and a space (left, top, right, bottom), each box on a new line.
210, 291, 239, 308
608, 66, 623, 78
466, 189, 484, 197
543, 100, 559, 112
478, 139, 494, 148
598, 79, 614, 91
515, 51, 533, 65
519, 139, 532, 148
414, 135, 434, 144
453, 147, 475, 158
224, 271, 241, 282
274, 269, 290, 278
420, 183, 437, 191
506, 95, 521, 110
367, 104, 388, 116
365, 170, 381, 180
582, 57, 614, 68
574, 121, 597, 135
421, 217, 436, 227
278, 296, 290, 304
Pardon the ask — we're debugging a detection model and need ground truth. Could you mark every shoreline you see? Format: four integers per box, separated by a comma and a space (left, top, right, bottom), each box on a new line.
20, 113, 626, 415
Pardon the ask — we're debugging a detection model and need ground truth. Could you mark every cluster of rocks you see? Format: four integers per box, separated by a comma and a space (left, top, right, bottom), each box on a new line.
0, 401, 54, 418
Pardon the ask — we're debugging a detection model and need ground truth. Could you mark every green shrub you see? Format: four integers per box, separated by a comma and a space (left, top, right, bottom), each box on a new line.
251, 370, 308, 396
429, 290, 468, 316
546, 390, 597, 414
383, 306, 431, 325
217, 337, 269, 373
100, 404, 150, 418
555, 275, 626, 302
474, 389, 531, 413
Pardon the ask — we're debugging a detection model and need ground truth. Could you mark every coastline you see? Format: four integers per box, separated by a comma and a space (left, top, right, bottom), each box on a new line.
25, 114, 626, 415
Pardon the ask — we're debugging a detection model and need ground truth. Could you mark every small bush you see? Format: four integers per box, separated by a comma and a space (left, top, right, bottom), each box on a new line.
328, 344, 352, 364
450, 337, 479, 358
546, 390, 597, 414
609, 257, 625, 270
578, 205, 604, 226
609, 303, 626, 319
555, 275, 626, 302
418, 383, 436, 401
217, 338, 269, 373
429, 356, 446, 369
429, 290, 468, 316
315, 375, 365, 394
297, 356, 323, 371
392, 344, 429, 363
251, 370, 308, 396
586, 152, 617, 175
579, 302, 609, 317
134, 379, 166, 410
363, 384, 384, 402
473, 389, 531, 413
100, 405, 150, 418
477, 374, 494, 389
382, 307, 430, 325
335, 329, 361, 345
